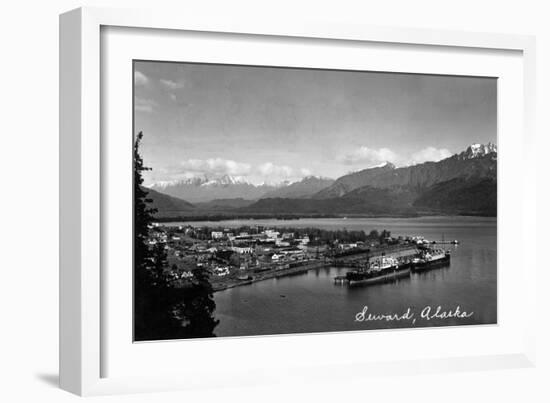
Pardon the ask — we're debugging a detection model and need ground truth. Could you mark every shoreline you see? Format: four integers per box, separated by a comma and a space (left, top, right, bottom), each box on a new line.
212, 244, 419, 292
154, 212, 496, 223
161, 214, 497, 227
212, 260, 329, 292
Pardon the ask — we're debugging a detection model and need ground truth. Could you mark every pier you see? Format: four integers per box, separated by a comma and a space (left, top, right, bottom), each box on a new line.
429, 240, 460, 245
212, 259, 329, 292
333, 244, 419, 267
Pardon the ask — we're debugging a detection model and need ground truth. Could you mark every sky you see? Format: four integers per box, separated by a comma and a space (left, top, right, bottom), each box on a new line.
134, 61, 497, 186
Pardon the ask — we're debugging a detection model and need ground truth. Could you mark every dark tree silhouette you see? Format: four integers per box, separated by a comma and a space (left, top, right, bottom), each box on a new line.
176, 267, 219, 338
151, 241, 169, 286
379, 230, 392, 244
134, 131, 163, 340
134, 131, 219, 341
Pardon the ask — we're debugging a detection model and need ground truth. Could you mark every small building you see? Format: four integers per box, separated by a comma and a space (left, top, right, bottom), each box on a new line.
271, 253, 283, 262
305, 244, 328, 254
264, 229, 280, 241
213, 266, 230, 277
338, 242, 358, 250
211, 231, 224, 240
281, 248, 306, 260
232, 246, 253, 254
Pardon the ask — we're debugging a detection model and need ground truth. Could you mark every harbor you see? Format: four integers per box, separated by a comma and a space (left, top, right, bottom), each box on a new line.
210, 242, 447, 292
334, 247, 452, 287
210, 259, 329, 292
129, 58, 499, 341
151, 217, 461, 293
210, 216, 496, 337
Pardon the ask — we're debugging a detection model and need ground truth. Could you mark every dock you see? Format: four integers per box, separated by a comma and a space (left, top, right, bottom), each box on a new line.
333, 245, 419, 267
429, 240, 460, 245
212, 259, 329, 292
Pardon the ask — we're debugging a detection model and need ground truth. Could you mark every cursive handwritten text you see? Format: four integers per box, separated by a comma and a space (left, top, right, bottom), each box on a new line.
354, 305, 474, 325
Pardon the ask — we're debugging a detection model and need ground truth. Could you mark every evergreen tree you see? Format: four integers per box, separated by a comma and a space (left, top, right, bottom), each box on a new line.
379, 229, 392, 243
134, 131, 181, 340
134, 131, 159, 340
134, 131, 218, 340
151, 241, 169, 286
179, 267, 219, 338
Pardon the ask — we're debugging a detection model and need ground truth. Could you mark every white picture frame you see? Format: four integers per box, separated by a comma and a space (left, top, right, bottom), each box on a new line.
60, 6, 537, 396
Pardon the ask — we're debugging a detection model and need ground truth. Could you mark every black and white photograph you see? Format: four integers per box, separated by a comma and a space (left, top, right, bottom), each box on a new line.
133, 60, 497, 341
5, 0, 550, 400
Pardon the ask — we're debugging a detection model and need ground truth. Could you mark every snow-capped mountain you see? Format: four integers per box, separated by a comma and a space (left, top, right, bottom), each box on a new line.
150, 174, 281, 203
151, 177, 206, 189
245, 142, 497, 216
458, 143, 497, 160
151, 174, 251, 189
200, 174, 252, 187
313, 143, 497, 198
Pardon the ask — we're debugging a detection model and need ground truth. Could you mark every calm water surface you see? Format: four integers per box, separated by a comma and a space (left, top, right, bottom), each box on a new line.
167, 216, 497, 336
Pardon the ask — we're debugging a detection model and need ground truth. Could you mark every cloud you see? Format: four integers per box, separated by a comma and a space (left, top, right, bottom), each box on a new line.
134, 71, 149, 86
135, 97, 156, 113
180, 158, 252, 176
160, 79, 185, 90
340, 145, 453, 168
340, 147, 398, 166
256, 163, 314, 184
170, 159, 314, 185
409, 147, 452, 165
258, 162, 294, 177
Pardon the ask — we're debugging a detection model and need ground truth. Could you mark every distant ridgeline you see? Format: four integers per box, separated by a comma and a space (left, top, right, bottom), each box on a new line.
145, 143, 497, 218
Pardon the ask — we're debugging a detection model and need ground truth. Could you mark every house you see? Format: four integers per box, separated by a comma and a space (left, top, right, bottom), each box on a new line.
264, 229, 280, 241
211, 231, 224, 240
232, 246, 253, 254
271, 253, 283, 262
305, 244, 328, 254
338, 243, 358, 250
213, 266, 230, 277
281, 248, 306, 260
275, 239, 290, 247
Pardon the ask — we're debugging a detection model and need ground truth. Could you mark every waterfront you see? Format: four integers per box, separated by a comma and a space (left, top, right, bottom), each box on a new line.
170, 216, 497, 337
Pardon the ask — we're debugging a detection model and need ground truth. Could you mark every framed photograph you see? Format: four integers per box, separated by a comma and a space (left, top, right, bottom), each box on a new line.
60, 7, 537, 396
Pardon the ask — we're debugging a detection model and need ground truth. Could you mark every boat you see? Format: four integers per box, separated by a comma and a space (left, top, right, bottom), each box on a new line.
342, 256, 412, 286
411, 249, 450, 272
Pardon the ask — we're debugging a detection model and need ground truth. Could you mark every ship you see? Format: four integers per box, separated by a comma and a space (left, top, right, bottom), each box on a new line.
411, 249, 451, 272
336, 255, 412, 287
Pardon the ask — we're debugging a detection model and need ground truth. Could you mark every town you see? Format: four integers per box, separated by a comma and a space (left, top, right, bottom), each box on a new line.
146, 223, 442, 291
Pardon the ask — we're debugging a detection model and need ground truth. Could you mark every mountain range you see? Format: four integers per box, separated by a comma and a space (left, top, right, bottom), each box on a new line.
314, 143, 496, 198
150, 174, 281, 203
260, 176, 335, 199
145, 187, 196, 212
145, 143, 497, 218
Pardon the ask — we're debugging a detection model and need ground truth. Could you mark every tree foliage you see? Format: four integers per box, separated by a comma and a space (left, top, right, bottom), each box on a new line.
134, 131, 218, 341
177, 268, 219, 338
